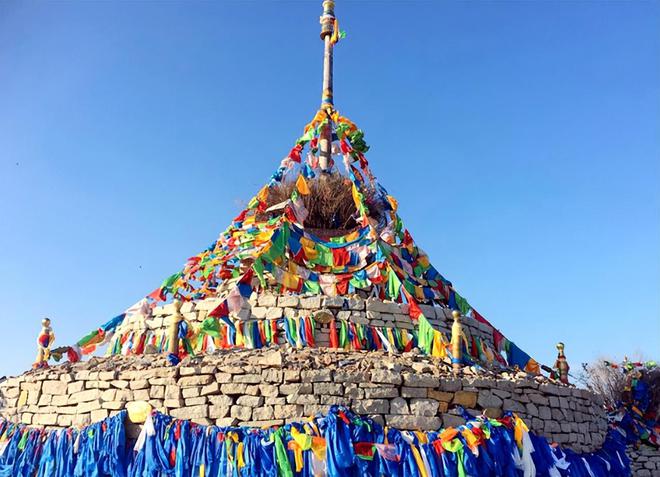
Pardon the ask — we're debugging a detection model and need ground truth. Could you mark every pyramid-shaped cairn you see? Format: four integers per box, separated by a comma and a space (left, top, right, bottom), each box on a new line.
66, 108, 539, 375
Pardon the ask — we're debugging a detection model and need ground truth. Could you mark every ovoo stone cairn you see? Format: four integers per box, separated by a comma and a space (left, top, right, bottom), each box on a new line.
1, 348, 609, 452
1, 2, 655, 476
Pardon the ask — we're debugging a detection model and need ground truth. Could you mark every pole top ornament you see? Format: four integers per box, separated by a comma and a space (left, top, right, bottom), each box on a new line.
320, 1, 336, 40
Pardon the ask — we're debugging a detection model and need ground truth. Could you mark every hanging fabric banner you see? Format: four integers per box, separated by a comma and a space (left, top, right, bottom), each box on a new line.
0, 406, 631, 477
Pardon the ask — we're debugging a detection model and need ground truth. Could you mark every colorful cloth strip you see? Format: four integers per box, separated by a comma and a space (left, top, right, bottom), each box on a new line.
105, 317, 424, 359
0, 406, 631, 477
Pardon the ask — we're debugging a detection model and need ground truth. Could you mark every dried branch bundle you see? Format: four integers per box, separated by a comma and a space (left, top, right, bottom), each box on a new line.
262, 175, 362, 233
579, 358, 660, 415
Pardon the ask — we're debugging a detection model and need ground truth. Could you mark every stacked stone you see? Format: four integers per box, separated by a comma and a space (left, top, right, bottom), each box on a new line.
121, 293, 495, 351
0, 348, 606, 453
628, 446, 660, 476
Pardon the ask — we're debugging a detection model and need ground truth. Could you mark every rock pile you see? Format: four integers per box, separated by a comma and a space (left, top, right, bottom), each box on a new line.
0, 347, 607, 453
628, 445, 660, 476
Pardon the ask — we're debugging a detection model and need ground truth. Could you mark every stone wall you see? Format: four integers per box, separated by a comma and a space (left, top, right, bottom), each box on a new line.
121, 293, 496, 350
629, 445, 660, 476
0, 347, 607, 453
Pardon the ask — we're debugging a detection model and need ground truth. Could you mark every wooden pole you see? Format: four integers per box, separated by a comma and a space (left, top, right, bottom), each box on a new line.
320, 1, 335, 109
318, 0, 335, 173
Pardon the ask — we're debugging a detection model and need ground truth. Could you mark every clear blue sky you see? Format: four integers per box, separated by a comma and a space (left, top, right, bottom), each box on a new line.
1, 1, 658, 378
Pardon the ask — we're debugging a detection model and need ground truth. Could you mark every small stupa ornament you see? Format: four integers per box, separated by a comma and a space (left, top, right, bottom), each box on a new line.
166, 300, 184, 361
33, 317, 55, 369
450, 310, 464, 375
554, 342, 570, 384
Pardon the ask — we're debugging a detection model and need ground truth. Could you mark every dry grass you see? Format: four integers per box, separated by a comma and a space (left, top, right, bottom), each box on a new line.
262, 174, 365, 233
